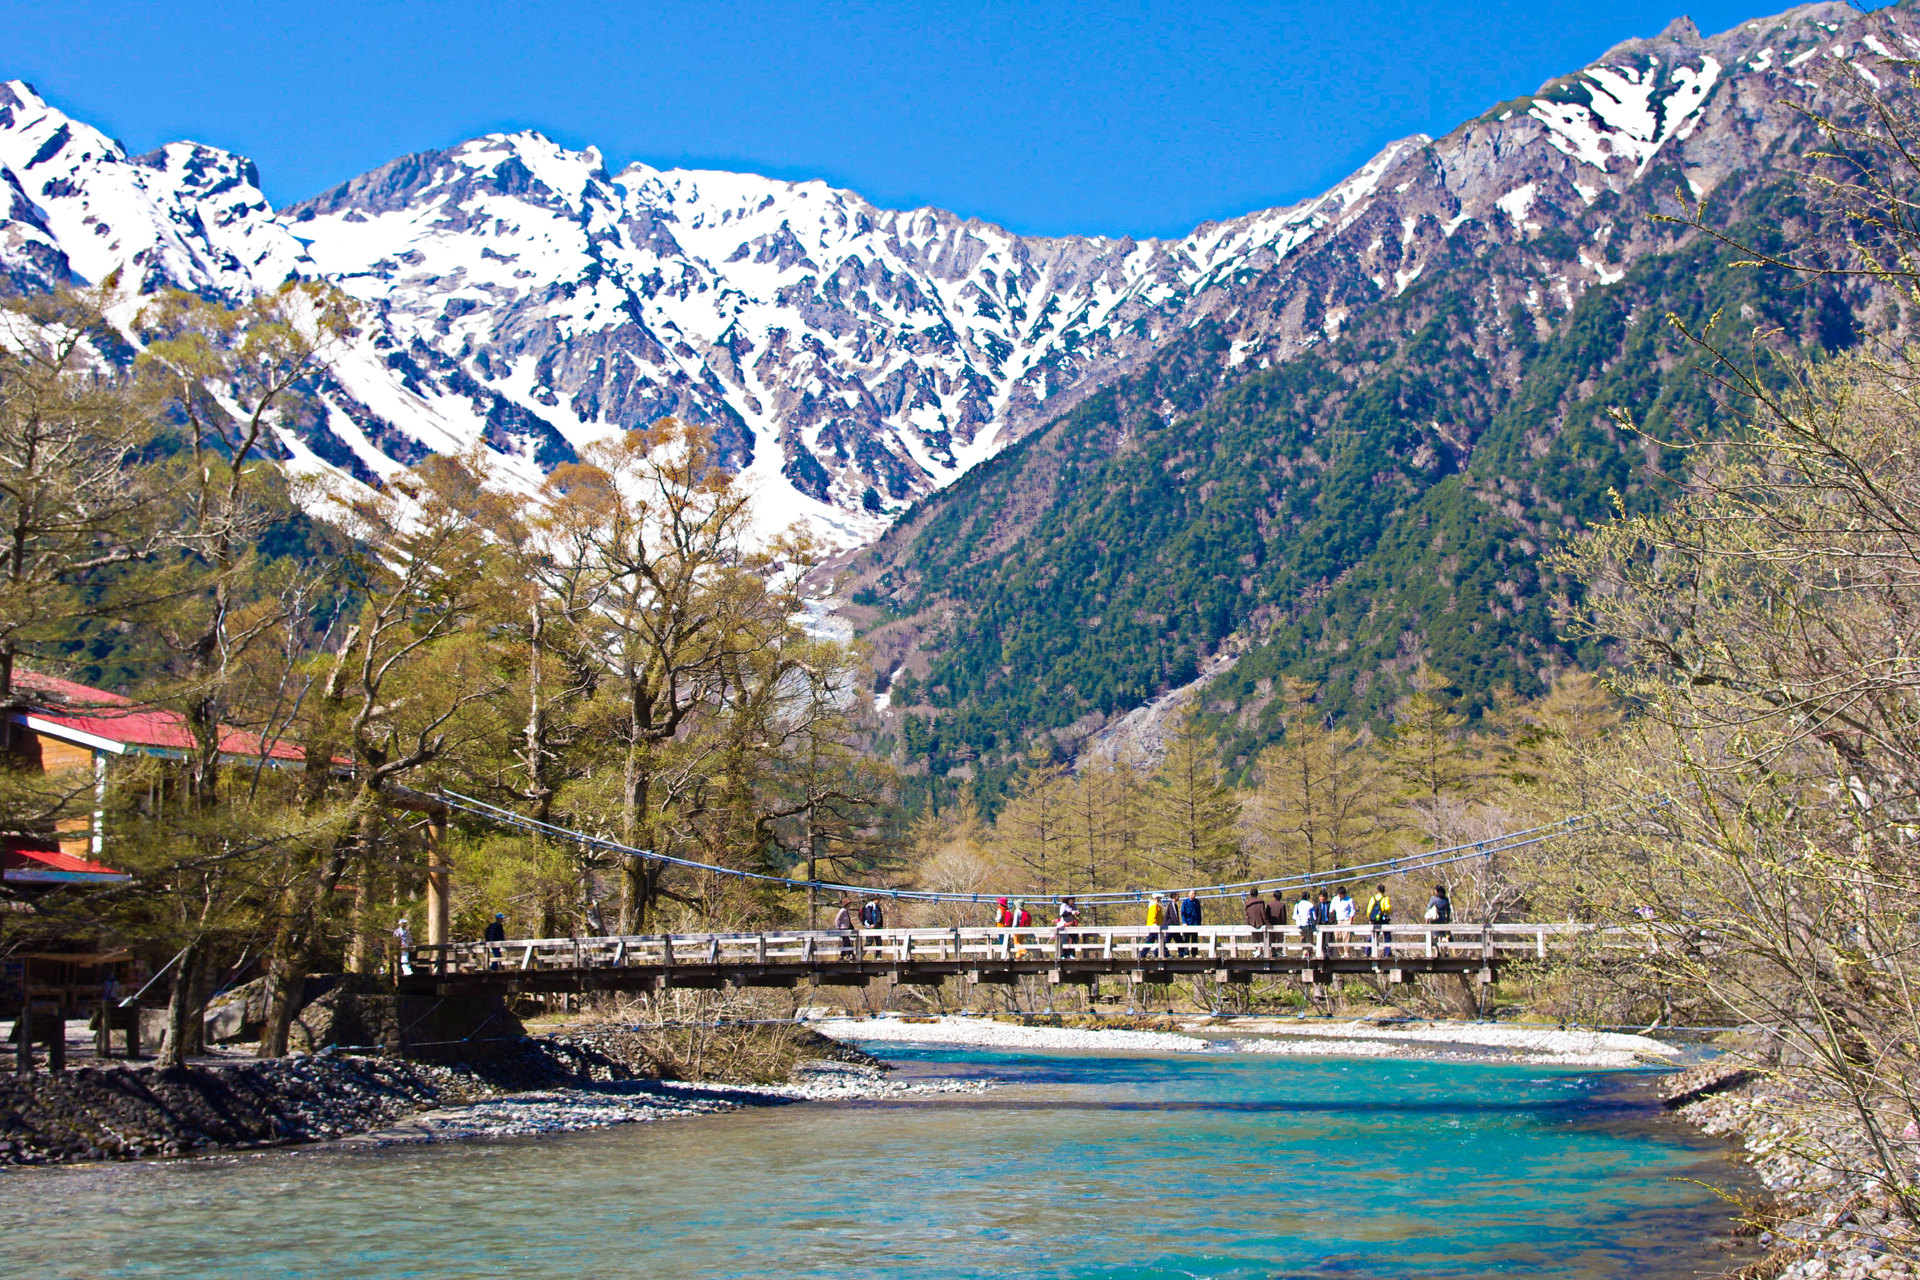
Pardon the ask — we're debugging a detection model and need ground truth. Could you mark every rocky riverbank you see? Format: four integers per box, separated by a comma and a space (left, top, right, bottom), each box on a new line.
1664, 1065, 1918, 1280
0, 1023, 982, 1168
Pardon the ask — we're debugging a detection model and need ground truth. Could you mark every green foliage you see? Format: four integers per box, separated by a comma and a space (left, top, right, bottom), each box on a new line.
861, 170, 1854, 794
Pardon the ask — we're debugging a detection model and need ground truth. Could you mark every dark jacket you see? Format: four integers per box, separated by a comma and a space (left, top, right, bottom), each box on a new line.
1179, 897, 1202, 926
1312, 901, 1333, 926
1244, 898, 1270, 927
483, 920, 506, 943
1429, 895, 1453, 924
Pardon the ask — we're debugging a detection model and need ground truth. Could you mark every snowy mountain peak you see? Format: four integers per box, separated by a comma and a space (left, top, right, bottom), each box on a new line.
0, 3, 1903, 546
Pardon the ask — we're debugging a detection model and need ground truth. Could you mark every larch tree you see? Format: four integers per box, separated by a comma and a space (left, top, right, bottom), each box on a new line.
134, 282, 357, 806
993, 745, 1071, 893
0, 281, 166, 711
531, 420, 815, 931
1247, 678, 1385, 880
1141, 715, 1241, 887
1385, 665, 1482, 809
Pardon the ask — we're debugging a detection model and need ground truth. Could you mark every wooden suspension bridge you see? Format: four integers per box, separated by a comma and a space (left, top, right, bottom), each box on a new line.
396, 922, 1609, 998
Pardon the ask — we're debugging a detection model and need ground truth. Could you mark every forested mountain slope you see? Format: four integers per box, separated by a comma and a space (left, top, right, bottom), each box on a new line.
847, 1, 1898, 793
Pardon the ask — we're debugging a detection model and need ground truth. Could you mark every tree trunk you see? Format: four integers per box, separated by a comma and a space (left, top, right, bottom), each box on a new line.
620, 739, 657, 933
257, 922, 306, 1059
160, 940, 207, 1067
345, 805, 382, 974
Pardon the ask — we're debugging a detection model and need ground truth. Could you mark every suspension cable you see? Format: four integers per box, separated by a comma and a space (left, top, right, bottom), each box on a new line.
434, 787, 1653, 906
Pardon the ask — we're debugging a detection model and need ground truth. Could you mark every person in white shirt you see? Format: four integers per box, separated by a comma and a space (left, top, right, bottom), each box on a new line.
1291, 892, 1317, 947
1331, 886, 1357, 925
393, 919, 414, 976
1055, 896, 1080, 957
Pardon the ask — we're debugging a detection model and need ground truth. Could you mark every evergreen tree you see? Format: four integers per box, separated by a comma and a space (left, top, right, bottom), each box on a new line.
994, 744, 1070, 891
1141, 715, 1241, 885
1248, 679, 1386, 879
1386, 664, 1481, 806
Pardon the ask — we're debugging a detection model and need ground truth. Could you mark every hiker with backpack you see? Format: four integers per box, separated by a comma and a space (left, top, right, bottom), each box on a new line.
1425, 884, 1452, 948
1366, 884, 1393, 958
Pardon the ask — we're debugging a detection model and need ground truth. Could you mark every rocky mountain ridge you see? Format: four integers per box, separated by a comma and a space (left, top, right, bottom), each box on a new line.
1, 4, 1867, 542
842, 1, 1908, 790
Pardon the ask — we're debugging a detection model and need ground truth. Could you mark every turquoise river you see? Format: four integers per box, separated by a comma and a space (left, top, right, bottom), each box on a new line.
0, 1046, 1751, 1279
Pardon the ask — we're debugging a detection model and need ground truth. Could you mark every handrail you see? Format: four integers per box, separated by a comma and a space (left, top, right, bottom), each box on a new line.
406, 921, 1645, 978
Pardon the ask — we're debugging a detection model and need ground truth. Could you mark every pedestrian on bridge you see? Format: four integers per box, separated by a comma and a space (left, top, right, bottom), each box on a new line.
834, 899, 856, 960
1292, 891, 1317, 950
1366, 885, 1393, 958
394, 919, 414, 977
1426, 884, 1453, 948
484, 913, 506, 970
1178, 892, 1202, 956
1243, 888, 1268, 928
1331, 885, 1356, 926
1144, 894, 1170, 958
1057, 897, 1080, 958
1245, 888, 1273, 957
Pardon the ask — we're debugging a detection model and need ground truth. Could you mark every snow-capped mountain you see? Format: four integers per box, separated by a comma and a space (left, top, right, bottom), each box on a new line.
0, 3, 1896, 545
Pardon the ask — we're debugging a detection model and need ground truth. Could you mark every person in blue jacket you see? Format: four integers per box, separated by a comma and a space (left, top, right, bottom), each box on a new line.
1178, 891, 1203, 955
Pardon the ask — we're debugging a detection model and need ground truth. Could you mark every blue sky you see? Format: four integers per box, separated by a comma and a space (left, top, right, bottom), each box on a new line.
6, 0, 1847, 237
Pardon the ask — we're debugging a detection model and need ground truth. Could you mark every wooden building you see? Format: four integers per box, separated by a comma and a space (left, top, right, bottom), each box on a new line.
3, 671, 304, 1023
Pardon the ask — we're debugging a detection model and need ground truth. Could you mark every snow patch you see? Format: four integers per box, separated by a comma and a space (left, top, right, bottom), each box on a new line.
1496, 183, 1539, 227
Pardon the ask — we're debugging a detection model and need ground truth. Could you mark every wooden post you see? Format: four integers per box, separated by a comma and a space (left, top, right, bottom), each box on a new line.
426, 810, 451, 965
15, 978, 33, 1075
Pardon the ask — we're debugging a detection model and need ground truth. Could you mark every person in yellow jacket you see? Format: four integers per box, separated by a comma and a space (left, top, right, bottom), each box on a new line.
1366, 884, 1393, 958
1144, 894, 1168, 958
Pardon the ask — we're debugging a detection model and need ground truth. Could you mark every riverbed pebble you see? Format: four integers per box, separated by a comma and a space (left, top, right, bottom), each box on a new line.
811, 1013, 1678, 1067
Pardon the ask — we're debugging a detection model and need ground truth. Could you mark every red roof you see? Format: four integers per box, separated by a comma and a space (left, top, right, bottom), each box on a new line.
12, 670, 305, 762
2, 840, 130, 884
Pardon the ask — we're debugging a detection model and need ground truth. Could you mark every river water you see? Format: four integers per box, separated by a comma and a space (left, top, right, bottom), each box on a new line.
2, 1047, 1749, 1279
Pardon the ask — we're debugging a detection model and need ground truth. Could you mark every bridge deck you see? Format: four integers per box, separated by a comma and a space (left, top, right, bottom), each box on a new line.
399, 923, 1587, 995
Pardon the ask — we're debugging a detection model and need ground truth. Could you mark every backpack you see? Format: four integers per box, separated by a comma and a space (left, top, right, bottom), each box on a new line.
1368, 896, 1390, 924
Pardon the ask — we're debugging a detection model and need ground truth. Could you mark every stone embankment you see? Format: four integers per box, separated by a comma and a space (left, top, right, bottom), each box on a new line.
0, 1024, 953, 1168
1666, 1066, 1917, 1280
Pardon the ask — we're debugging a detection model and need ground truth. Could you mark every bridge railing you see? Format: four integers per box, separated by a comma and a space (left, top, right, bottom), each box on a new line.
405, 922, 1616, 977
